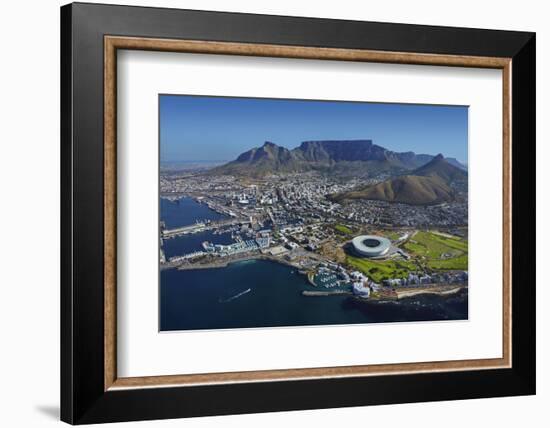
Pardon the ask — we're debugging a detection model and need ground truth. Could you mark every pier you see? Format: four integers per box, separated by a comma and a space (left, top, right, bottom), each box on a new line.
302, 290, 352, 297
162, 218, 247, 238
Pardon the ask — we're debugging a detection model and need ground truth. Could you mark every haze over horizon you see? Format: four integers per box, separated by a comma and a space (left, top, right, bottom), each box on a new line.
160, 95, 468, 164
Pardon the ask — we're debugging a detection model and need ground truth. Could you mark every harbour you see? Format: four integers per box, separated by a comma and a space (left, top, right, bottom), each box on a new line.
159, 197, 468, 331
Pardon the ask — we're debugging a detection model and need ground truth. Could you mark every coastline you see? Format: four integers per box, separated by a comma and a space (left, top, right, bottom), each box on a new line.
165, 255, 467, 302
391, 284, 467, 300
171, 253, 300, 271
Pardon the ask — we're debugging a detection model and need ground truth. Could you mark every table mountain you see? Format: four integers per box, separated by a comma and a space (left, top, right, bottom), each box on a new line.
209, 140, 464, 177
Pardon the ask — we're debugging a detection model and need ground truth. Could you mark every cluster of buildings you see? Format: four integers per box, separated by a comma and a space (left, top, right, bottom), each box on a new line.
160, 170, 468, 298
161, 170, 467, 233
202, 237, 271, 257
381, 271, 468, 287
332, 199, 468, 228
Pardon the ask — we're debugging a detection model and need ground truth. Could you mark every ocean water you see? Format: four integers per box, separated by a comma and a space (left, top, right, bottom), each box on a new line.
161, 197, 228, 229
159, 197, 468, 331
160, 259, 468, 331
161, 197, 233, 258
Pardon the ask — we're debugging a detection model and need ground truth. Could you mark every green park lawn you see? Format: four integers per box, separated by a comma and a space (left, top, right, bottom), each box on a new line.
346, 256, 417, 283
384, 231, 401, 241
403, 231, 468, 270
334, 224, 353, 235
427, 253, 468, 270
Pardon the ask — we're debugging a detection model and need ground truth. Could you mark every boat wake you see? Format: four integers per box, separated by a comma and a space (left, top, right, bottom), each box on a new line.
220, 288, 251, 303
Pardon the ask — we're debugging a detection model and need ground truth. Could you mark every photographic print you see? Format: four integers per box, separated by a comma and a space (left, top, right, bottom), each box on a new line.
159, 95, 469, 331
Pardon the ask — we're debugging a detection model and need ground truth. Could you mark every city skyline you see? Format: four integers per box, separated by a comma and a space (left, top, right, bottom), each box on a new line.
159, 94, 469, 331
160, 95, 468, 164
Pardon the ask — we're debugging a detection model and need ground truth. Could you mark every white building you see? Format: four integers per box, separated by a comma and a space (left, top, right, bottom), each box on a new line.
352, 282, 371, 297
351, 235, 391, 257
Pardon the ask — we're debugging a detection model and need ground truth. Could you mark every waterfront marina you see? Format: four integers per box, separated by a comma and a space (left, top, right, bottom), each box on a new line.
160, 196, 468, 331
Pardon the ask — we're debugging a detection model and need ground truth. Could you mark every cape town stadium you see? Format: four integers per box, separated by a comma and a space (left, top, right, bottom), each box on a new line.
351, 235, 391, 258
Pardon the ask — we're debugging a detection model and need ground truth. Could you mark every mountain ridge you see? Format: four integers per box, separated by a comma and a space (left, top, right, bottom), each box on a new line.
328, 154, 467, 205
209, 140, 466, 177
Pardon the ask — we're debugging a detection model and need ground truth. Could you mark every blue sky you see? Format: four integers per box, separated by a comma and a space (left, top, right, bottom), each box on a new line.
160, 95, 468, 163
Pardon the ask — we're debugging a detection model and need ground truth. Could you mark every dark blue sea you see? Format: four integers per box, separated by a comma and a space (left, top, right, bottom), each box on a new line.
161, 197, 233, 259
160, 198, 468, 331
161, 197, 228, 229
